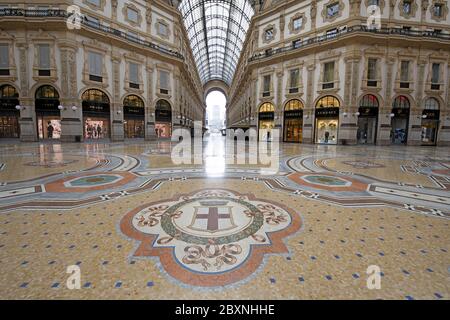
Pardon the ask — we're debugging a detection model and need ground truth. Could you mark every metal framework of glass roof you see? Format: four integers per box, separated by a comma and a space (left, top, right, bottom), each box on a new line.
179, 0, 254, 85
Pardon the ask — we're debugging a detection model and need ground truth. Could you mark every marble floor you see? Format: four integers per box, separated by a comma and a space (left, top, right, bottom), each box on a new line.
0, 134, 449, 299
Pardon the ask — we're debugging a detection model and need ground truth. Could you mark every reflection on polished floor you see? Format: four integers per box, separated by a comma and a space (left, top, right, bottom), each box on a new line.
0, 134, 449, 299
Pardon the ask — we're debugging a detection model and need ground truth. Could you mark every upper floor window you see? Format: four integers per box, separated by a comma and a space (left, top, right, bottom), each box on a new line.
127, 7, 138, 23
431, 63, 440, 83
87, 0, 100, 6
158, 22, 168, 37
38, 44, 50, 69
0, 44, 9, 75
327, 2, 340, 18
129, 62, 139, 88
289, 69, 300, 93
293, 17, 303, 31
367, 58, 378, 86
265, 28, 274, 41
400, 60, 410, 87
323, 61, 335, 89
263, 74, 271, 96
403, 0, 412, 14
159, 70, 169, 94
368, 0, 380, 6
433, 3, 443, 17
88, 51, 103, 82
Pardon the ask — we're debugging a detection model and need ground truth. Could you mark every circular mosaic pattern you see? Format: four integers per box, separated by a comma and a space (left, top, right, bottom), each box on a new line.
25, 159, 78, 168
67, 174, 122, 187
120, 189, 302, 287
302, 175, 350, 187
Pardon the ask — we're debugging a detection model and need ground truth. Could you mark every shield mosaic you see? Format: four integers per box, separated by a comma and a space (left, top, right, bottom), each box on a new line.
120, 189, 302, 287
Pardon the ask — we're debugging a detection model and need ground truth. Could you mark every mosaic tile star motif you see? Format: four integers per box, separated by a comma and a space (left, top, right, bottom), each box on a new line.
120, 189, 302, 287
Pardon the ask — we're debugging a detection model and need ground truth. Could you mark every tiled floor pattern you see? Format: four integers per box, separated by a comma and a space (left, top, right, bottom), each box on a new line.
0, 138, 448, 299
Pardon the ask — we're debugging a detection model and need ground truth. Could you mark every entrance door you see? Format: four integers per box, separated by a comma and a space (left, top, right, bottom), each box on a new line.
284, 118, 302, 142
391, 117, 408, 144
357, 117, 377, 144
124, 119, 144, 138
37, 116, 61, 139
84, 117, 110, 140
421, 120, 438, 145
315, 118, 338, 144
0, 115, 19, 138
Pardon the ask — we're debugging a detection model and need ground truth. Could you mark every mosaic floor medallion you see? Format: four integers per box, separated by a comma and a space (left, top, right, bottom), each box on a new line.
120, 189, 302, 287
44, 172, 136, 193
288, 172, 369, 192
25, 159, 78, 168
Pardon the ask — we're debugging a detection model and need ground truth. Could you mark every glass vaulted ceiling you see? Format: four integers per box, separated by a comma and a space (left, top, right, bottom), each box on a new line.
179, 0, 254, 85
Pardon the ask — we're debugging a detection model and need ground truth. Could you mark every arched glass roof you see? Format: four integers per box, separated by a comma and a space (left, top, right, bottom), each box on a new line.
179, 0, 254, 85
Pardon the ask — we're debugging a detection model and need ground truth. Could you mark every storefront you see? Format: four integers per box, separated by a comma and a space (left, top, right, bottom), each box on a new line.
82, 89, 110, 140
35, 85, 61, 140
0, 84, 20, 138
283, 99, 303, 143
314, 96, 340, 145
155, 99, 172, 138
421, 97, 440, 146
123, 95, 145, 139
258, 102, 275, 142
357, 94, 379, 144
390, 96, 410, 145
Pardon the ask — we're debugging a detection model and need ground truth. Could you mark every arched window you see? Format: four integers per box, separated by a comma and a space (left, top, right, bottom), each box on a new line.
35, 85, 59, 99
316, 96, 340, 108
285, 99, 304, 111
259, 102, 274, 112
156, 99, 171, 110
0, 85, 18, 98
123, 95, 144, 108
360, 94, 379, 108
82, 89, 110, 103
424, 97, 439, 110
392, 96, 410, 109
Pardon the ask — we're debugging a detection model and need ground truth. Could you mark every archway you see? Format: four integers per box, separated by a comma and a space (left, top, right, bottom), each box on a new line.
421, 97, 440, 146
357, 94, 379, 145
205, 90, 226, 135
82, 89, 111, 139
314, 95, 340, 144
155, 99, 172, 138
123, 95, 145, 139
283, 99, 303, 143
391, 95, 410, 145
258, 102, 275, 142
35, 85, 61, 140
0, 84, 20, 138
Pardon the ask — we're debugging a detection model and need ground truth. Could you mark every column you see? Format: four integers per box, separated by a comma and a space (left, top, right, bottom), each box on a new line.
111, 53, 124, 141
303, 63, 315, 144
407, 57, 427, 146
437, 59, 450, 146
377, 55, 395, 145
145, 63, 156, 140
59, 42, 82, 142
17, 42, 36, 142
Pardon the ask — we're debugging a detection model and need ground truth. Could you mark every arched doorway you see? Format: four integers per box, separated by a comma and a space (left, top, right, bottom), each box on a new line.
35, 85, 61, 140
123, 95, 145, 138
82, 89, 110, 139
357, 94, 379, 144
0, 84, 20, 138
258, 102, 275, 141
155, 99, 172, 138
314, 95, 340, 144
391, 95, 410, 145
421, 97, 440, 146
283, 99, 303, 143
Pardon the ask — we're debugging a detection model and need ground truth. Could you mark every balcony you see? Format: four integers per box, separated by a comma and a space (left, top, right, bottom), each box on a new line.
0, 8, 184, 61
249, 25, 450, 62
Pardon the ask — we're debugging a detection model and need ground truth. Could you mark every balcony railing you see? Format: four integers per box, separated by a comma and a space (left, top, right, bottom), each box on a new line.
0, 8, 184, 60
249, 25, 450, 62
